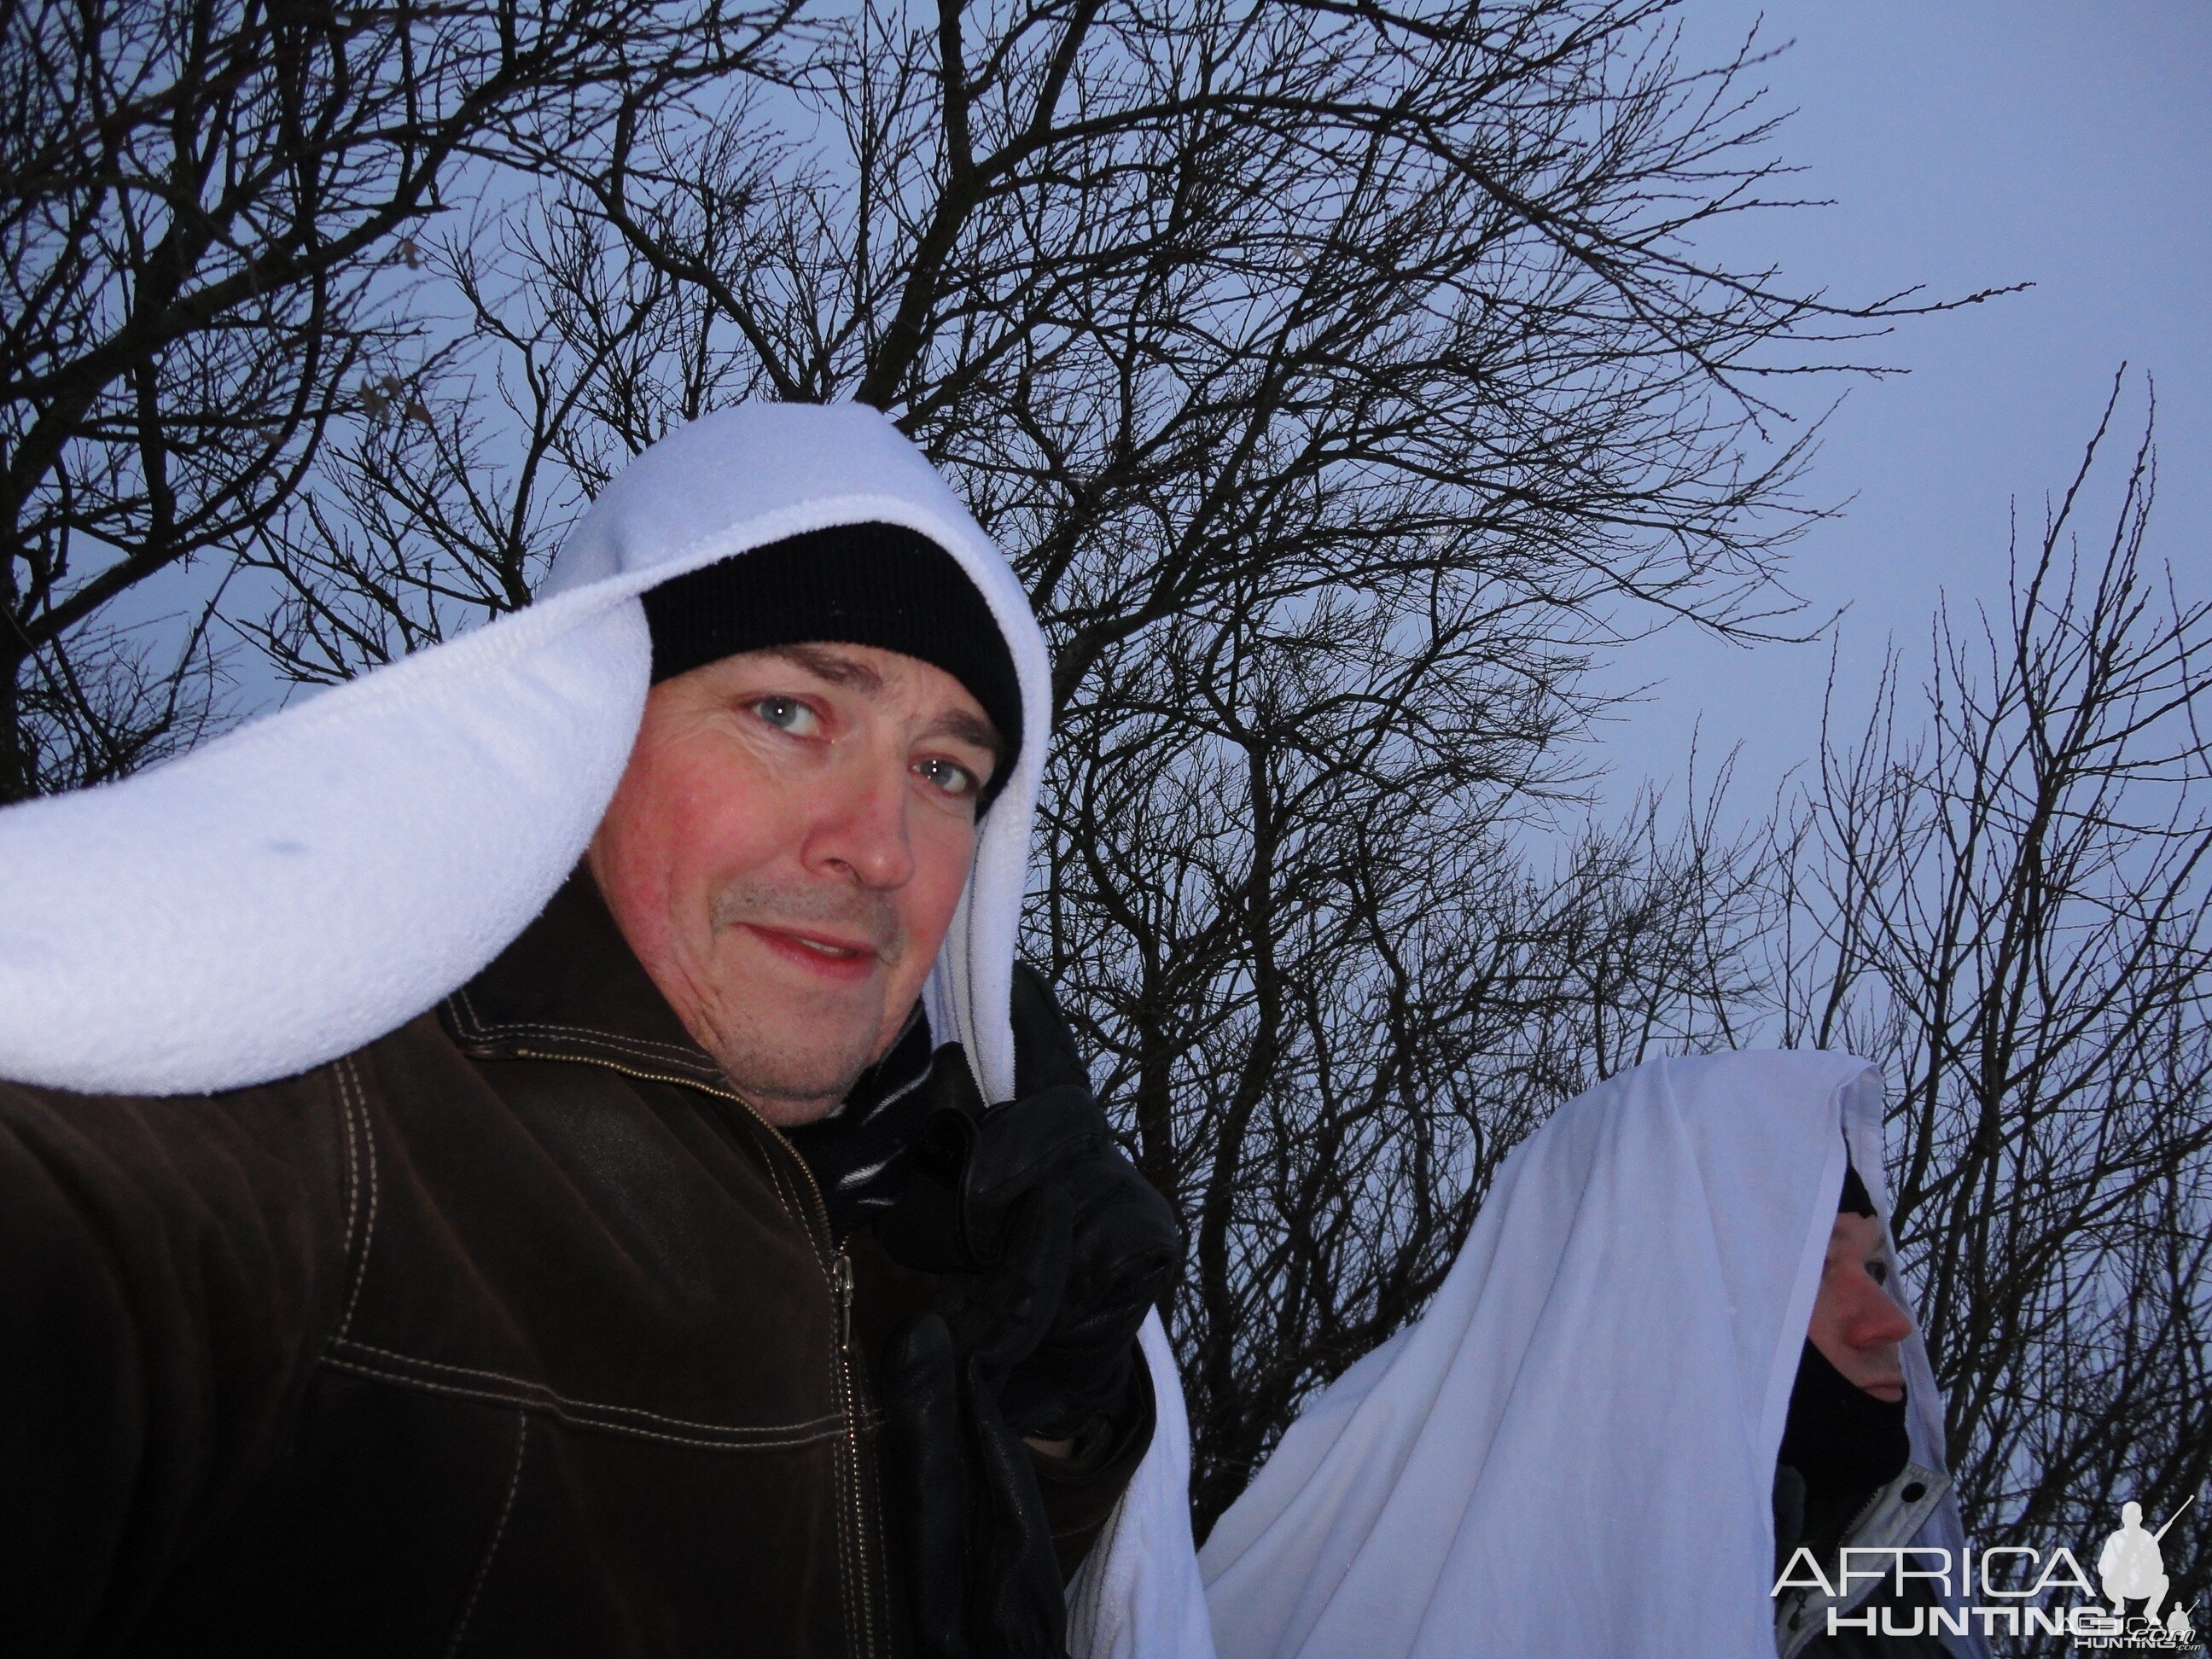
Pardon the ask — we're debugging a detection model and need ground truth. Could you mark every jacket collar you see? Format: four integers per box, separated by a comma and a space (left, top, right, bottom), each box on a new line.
440, 868, 731, 1094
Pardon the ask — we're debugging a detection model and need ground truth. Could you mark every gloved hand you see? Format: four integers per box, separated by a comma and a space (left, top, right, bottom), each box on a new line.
881, 1198, 1073, 1659
880, 974, 1182, 1439
876, 969, 1183, 1659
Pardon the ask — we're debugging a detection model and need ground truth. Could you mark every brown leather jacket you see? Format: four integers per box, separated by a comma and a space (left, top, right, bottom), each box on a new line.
0, 875, 1147, 1656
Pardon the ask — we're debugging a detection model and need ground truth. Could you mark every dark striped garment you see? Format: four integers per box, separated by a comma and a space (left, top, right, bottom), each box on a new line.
784, 1009, 943, 1240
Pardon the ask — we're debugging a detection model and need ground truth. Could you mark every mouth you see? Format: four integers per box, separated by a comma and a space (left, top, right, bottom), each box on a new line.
742, 923, 882, 983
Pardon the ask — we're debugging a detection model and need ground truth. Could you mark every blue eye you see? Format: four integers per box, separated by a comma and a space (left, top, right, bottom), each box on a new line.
915, 756, 978, 798
753, 696, 819, 736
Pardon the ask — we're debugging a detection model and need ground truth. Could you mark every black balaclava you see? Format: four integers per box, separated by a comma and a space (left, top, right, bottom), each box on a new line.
1777, 1161, 1911, 1505
640, 521, 1024, 808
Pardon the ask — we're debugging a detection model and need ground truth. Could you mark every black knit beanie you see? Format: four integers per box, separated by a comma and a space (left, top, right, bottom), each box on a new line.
640, 522, 1024, 806
1838, 1161, 1877, 1217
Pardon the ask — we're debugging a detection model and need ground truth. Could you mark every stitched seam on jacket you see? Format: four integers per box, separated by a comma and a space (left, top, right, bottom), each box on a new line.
325, 1338, 846, 1440
335, 1062, 361, 1276
474, 1023, 715, 1069
842, 1466, 862, 1659
830, 1340, 859, 1656
446, 1412, 528, 1656
450, 987, 718, 1073
443, 987, 483, 1039
484, 1035, 716, 1070
318, 1355, 850, 1451
335, 1057, 380, 1340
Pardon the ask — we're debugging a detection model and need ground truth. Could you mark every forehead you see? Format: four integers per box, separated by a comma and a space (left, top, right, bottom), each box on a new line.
1828, 1210, 1886, 1254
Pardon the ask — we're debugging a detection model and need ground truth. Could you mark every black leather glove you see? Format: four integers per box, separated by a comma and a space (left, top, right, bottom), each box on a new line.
882, 1196, 1073, 1659
876, 969, 1183, 1659
880, 975, 1182, 1439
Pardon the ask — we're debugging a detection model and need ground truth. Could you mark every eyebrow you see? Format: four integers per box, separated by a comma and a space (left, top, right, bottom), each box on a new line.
926, 708, 1006, 765
765, 643, 884, 694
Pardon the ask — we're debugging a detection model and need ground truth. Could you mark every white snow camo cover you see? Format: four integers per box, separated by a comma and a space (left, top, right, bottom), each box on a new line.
0, 407, 1976, 1659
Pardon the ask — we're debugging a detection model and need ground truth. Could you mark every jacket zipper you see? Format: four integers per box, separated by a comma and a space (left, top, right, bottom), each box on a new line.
508, 1049, 883, 1659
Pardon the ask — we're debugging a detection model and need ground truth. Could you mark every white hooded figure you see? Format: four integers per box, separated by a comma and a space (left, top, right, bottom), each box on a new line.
1198, 1051, 1989, 1659
0, 404, 1214, 1656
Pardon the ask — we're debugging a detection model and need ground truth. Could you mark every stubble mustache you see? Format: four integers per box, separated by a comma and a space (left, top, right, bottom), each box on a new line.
708, 877, 908, 966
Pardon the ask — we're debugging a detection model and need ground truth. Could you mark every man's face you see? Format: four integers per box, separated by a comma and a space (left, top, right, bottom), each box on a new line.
587, 641, 1001, 1126
1807, 1210, 1914, 1401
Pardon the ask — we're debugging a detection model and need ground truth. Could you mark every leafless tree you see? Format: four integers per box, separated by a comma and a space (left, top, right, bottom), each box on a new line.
0, 0, 797, 798
1771, 375, 2212, 1618
240, 0, 2014, 1529
19, 0, 2193, 1587
1093, 739, 1772, 1525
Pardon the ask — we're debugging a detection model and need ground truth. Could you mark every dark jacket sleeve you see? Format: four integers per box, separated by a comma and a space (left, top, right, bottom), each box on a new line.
0, 1072, 348, 1653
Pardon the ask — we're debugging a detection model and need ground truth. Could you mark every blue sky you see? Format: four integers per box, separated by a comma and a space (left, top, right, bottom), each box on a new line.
1595, 0, 2210, 813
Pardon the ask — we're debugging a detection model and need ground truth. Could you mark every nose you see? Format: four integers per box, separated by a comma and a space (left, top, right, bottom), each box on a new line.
804, 748, 915, 890
1839, 1271, 1914, 1350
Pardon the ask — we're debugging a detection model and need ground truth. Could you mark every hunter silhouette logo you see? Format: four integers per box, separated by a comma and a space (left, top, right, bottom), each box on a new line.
2099, 1499, 2186, 1622
1770, 1491, 2203, 1650
2083, 1496, 2200, 1653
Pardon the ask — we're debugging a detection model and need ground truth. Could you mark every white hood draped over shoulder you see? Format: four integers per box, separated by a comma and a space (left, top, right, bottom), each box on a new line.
0, 404, 1049, 1103
0, 401, 1214, 1658
1197, 1050, 1986, 1659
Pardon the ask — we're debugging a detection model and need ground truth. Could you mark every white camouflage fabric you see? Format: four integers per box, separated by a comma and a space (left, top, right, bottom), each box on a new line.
0, 408, 1986, 1659
1197, 1051, 1986, 1659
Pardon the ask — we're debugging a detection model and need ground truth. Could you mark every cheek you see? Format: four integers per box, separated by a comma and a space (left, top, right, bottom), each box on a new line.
596, 755, 678, 917
899, 814, 978, 955
1807, 1292, 1840, 1341
602, 734, 788, 939
1807, 1270, 1861, 1341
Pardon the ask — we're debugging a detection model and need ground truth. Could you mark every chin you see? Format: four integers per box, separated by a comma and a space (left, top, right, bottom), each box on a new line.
703, 998, 880, 1116
723, 1052, 875, 1126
